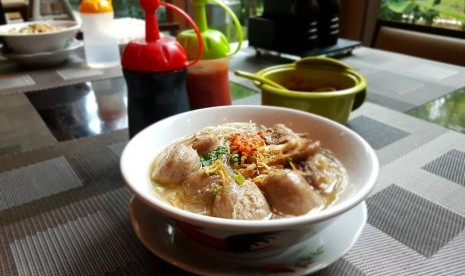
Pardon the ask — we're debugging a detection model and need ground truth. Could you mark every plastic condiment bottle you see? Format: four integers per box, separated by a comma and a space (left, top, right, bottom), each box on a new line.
121, 0, 203, 138
177, 0, 243, 109
79, 0, 120, 68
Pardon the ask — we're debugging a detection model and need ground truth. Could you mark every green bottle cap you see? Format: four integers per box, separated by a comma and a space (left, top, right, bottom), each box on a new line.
177, 0, 243, 60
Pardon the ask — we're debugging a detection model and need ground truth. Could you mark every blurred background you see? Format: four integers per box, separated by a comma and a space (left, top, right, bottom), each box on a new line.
62, 0, 464, 44
1, 0, 464, 64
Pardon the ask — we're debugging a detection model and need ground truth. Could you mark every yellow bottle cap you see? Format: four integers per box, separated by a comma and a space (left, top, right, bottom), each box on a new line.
79, 0, 113, 13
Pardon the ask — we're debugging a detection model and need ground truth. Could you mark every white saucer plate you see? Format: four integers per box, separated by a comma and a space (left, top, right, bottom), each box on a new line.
129, 196, 367, 276
0, 39, 83, 67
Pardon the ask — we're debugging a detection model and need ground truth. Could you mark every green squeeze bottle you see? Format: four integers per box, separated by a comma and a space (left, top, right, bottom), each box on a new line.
177, 0, 243, 109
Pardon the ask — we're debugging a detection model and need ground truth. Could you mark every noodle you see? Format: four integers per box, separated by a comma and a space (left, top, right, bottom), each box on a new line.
6, 23, 66, 34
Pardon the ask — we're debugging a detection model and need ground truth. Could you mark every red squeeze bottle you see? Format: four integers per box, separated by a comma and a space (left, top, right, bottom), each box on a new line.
121, 0, 203, 138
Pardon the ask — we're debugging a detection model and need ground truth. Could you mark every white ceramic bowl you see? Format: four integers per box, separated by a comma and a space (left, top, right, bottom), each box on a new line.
0, 20, 80, 54
120, 105, 379, 255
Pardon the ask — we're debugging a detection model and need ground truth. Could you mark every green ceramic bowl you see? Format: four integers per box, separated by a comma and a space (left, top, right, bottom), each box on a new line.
256, 57, 367, 124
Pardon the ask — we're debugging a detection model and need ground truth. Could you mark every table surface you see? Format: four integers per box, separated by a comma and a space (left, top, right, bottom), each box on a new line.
1, 43, 465, 276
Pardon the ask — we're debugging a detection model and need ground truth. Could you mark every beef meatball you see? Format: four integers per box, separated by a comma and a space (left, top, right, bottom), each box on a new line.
213, 180, 271, 220
190, 133, 220, 155
261, 171, 324, 216
182, 169, 221, 206
151, 144, 201, 186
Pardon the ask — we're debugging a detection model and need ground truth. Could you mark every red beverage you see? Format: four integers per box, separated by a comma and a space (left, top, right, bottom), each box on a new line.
186, 57, 232, 109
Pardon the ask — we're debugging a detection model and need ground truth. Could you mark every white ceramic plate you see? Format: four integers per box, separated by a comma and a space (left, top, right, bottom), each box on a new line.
129, 196, 367, 276
0, 39, 83, 67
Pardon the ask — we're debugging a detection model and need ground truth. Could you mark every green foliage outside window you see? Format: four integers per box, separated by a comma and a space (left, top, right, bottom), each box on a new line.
113, 0, 144, 19
69, 0, 164, 21
379, 0, 465, 30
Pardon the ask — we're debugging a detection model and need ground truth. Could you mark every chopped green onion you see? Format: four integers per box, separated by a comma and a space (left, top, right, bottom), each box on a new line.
229, 153, 240, 164
200, 146, 229, 167
234, 174, 245, 185
212, 185, 222, 196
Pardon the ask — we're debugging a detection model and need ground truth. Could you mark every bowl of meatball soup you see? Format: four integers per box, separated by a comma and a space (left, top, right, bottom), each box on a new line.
121, 105, 378, 255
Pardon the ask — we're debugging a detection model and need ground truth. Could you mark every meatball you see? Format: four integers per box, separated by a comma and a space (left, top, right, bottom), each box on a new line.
182, 169, 221, 206
151, 144, 201, 186
191, 133, 220, 155
261, 171, 323, 216
213, 180, 271, 220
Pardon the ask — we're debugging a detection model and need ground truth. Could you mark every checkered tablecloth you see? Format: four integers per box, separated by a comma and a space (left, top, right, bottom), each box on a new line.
1, 46, 465, 275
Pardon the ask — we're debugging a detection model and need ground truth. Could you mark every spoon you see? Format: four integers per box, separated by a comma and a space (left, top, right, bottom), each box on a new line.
234, 70, 287, 90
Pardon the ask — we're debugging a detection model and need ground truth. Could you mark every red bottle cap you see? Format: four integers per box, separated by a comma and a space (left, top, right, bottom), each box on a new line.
121, 0, 203, 72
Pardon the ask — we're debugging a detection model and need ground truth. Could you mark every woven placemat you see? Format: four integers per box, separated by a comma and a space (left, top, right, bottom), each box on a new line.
0, 129, 190, 275
0, 49, 123, 97
2, 45, 465, 275
1, 101, 465, 275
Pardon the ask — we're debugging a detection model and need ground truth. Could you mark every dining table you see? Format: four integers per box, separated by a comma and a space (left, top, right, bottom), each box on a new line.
1, 37, 465, 276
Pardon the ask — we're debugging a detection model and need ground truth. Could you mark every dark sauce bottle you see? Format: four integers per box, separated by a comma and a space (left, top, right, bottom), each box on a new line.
121, 0, 203, 138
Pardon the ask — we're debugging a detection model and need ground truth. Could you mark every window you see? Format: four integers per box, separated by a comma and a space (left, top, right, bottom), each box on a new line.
379, 0, 465, 32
